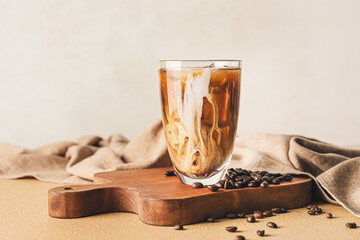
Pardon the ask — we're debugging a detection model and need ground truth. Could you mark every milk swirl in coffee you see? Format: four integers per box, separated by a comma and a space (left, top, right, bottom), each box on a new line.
160, 66, 241, 178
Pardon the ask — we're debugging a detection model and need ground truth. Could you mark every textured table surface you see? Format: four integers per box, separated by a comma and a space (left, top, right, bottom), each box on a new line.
0, 179, 359, 240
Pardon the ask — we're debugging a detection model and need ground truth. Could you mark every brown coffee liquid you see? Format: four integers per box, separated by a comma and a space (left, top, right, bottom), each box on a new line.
160, 68, 241, 177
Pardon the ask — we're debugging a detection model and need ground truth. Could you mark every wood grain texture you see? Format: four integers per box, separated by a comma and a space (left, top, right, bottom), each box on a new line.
48, 167, 312, 226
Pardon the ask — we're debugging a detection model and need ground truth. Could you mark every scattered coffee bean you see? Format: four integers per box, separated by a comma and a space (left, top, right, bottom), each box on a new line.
254, 211, 263, 219
271, 208, 282, 214
263, 210, 273, 217
224, 179, 230, 189
306, 204, 314, 210
174, 225, 184, 230
247, 216, 255, 223
345, 223, 357, 229
261, 176, 272, 183
192, 182, 203, 189
235, 182, 245, 188
314, 206, 322, 214
326, 213, 333, 219
164, 170, 176, 176
234, 235, 245, 240
259, 171, 268, 176
215, 180, 224, 188
237, 212, 246, 218
226, 226, 238, 232
266, 222, 278, 228
283, 174, 293, 181
272, 178, 281, 184
257, 230, 265, 237
218, 168, 294, 190
227, 213, 238, 219
310, 205, 318, 210
252, 174, 262, 182
248, 181, 258, 187
206, 217, 216, 222
242, 176, 252, 184
281, 207, 287, 213
207, 185, 219, 192
229, 179, 235, 188
307, 210, 316, 215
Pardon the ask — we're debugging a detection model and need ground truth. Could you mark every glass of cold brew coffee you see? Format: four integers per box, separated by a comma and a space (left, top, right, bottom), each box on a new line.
159, 60, 241, 185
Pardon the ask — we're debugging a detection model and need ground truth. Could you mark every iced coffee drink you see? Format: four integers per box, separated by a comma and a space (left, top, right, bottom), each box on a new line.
159, 60, 241, 185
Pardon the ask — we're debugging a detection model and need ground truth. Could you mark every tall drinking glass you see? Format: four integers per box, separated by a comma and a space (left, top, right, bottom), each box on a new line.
159, 60, 241, 185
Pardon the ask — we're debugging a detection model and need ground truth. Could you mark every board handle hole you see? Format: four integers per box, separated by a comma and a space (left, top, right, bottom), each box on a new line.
64, 187, 73, 190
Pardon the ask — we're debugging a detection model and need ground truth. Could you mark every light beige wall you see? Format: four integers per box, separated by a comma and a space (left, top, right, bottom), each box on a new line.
0, 0, 359, 148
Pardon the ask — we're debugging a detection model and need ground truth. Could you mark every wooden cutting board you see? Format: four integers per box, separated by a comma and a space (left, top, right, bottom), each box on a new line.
48, 167, 312, 226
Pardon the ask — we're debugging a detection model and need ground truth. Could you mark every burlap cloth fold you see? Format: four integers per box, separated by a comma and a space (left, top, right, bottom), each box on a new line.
0, 120, 359, 218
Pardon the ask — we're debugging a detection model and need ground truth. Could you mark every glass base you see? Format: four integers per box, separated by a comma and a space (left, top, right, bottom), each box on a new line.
174, 161, 230, 186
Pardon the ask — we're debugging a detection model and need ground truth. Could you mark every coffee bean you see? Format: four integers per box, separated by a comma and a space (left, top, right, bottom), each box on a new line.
230, 171, 237, 177
276, 176, 283, 181
242, 170, 250, 176
326, 213, 333, 219
247, 216, 255, 223
208, 185, 219, 192
192, 182, 203, 188
257, 230, 265, 236
280, 208, 287, 213
235, 176, 244, 182
235, 181, 245, 188
248, 181, 258, 187
206, 217, 216, 222
242, 176, 252, 184
306, 204, 314, 210
260, 181, 269, 188
229, 179, 235, 188
224, 179, 230, 189
254, 211, 263, 219
272, 178, 280, 184
265, 173, 273, 177
227, 213, 237, 219
307, 210, 316, 215
215, 180, 224, 188
226, 226, 238, 232
266, 222, 278, 228
261, 176, 272, 183
234, 168, 242, 174
271, 208, 282, 214
314, 206, 322, 214
174, 225, 184, 230
237, 212, 246, 218
283, 174, 293, 181
259, 171, 268, 176
345, 223, 357, 229
250, 172, 257, 178
273, 173, 281, 178
164, 170, 176, 176
263, 210, 273, 217
310, 205, 318, 210
234, 235, 245, 240
253, 175, 262, 183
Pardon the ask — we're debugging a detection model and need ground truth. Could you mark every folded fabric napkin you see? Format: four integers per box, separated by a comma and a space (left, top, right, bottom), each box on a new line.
0, 120, 359, 218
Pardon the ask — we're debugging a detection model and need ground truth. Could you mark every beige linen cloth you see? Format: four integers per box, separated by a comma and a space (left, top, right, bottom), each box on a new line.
0, 120, 359, 218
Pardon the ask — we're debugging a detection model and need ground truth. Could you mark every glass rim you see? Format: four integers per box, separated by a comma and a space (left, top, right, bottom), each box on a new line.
158, 59, 241, 62
159, 60, 241, 69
